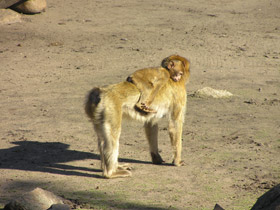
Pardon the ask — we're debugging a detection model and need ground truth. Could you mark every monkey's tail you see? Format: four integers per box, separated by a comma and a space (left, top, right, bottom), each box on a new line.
85, 87, 101, 119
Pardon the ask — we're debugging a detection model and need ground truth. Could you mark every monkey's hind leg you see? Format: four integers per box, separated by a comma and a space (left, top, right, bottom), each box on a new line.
103, 139, 132, 179
135, 86, 157, 113
127, 75, 157, 113
100, 120, 131, 179
135, 102, 157, 113
135, 77, 168, 114
118, 163, 132, 171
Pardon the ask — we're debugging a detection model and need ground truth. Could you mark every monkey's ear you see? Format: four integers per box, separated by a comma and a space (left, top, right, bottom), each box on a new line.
167, 61, 175, 70
181, 61, 185, 67
161, 57, 168, 69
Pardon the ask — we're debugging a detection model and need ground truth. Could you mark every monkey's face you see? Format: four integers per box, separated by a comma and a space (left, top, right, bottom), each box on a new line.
170, 71, 183, 82
169, 61, 184, 82
171, 72, 183, 82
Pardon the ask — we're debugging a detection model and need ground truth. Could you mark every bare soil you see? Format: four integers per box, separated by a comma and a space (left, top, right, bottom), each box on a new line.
0, 0, 279, 209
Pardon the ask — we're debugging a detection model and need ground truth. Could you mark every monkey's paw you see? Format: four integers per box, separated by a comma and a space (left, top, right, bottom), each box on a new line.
118, 163, 132, 171
172, 160, 185, 166
136, 103, 157, 113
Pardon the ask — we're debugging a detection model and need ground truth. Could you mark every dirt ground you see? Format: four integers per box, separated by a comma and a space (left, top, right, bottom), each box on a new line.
0, 0, 279, 209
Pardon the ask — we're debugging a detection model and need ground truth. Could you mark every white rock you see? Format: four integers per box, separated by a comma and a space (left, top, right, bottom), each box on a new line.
193, 87, 233, 98
13, 0, 47, 14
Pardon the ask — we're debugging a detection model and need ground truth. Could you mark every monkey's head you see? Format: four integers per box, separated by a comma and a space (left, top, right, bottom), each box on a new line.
166, 60, 184, 82
161, 55, 190, 82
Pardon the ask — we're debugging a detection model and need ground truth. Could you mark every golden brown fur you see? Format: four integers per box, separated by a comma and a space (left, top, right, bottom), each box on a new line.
85, 55, 190, 178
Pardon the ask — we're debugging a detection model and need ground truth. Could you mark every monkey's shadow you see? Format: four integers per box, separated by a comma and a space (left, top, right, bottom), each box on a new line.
0, 140, 155, 178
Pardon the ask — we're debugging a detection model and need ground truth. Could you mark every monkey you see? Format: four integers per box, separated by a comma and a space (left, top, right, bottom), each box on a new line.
85, 55, 190, 178
126, 57, 186, 113
126, 68, 169, 113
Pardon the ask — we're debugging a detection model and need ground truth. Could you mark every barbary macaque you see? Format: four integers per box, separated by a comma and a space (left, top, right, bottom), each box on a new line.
85, 55, 190, 178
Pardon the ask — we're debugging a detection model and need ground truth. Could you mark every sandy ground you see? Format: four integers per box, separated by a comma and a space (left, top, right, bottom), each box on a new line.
0, 0, 280, 209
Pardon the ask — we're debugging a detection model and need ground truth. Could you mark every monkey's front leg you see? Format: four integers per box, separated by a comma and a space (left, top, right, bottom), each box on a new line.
144, 122, 164, 164
168, 115, 185, 166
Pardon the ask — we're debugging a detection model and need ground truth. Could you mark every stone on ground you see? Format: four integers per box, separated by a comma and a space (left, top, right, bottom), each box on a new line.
4, 187, 70, 210
193, 87, 233, 99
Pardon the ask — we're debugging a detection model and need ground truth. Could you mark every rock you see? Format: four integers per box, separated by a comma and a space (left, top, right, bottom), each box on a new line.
213, 203, 225, 210
244, 99, 257, 105
12, 0, 47, 14
0, 9, 21, 25
48, 204, 70, 210
4, 187, 70, 210
0, 0, 21, 9
251, 184, 280, 210
193, 87, 233, 99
